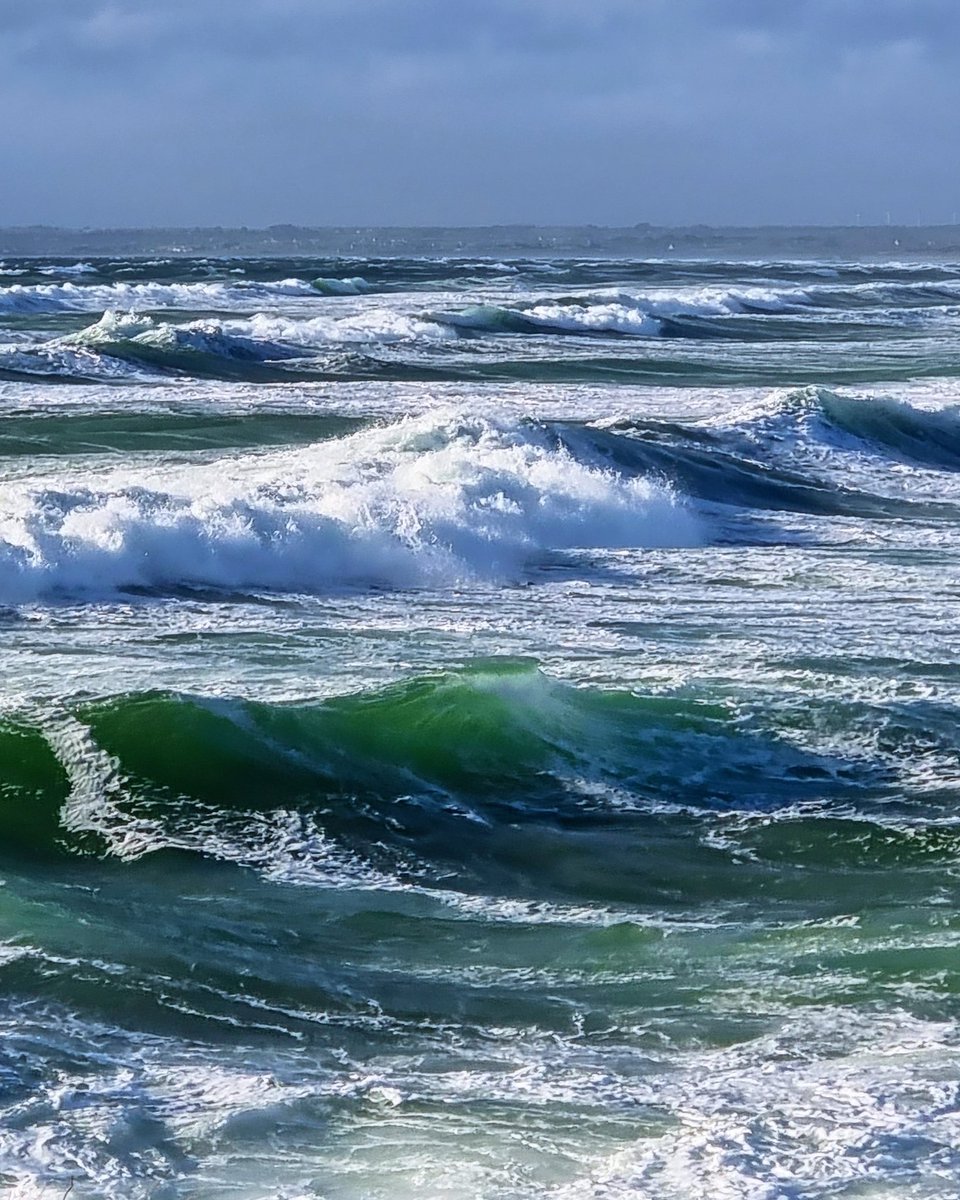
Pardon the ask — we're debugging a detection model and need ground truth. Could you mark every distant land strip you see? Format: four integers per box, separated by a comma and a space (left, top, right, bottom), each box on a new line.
3, 224, 960, 259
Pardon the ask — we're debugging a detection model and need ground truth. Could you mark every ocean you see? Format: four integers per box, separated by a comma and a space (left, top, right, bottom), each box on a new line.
1, 246, 959, 1198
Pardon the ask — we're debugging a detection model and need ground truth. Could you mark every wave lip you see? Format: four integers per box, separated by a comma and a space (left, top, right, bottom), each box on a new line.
0, 411, 700, 602
817, 390, 960, 470
90, 661, 840, 809
571, 416, 959, 521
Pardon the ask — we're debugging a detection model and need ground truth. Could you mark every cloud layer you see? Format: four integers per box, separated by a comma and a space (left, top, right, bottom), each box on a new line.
3, 0, 959, 226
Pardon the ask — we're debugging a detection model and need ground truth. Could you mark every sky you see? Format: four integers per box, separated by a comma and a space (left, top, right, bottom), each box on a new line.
2, 0, 959, 228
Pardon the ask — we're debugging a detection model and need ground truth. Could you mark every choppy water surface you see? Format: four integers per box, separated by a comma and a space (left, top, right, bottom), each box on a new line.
2, 252, 960, 1199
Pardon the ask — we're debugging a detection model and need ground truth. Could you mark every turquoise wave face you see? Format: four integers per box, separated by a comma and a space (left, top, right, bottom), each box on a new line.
3, 252, 960, 1199
7, 661, 823, 861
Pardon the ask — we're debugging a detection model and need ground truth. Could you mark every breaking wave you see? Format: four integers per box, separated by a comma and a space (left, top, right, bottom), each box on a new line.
427, 277, 960, 340
63, 309, 303, 361
0, 412, 700, 602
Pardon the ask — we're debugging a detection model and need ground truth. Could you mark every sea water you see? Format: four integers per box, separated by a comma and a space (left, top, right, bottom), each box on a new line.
1, 249, 959, 1198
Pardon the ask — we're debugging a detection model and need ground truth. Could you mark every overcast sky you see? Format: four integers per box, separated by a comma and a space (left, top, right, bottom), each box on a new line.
2, 0, 959, 227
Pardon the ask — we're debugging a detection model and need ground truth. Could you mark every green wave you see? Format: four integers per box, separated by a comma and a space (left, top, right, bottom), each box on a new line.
0, 661, 861, 867
79, 658, 852, 810
2, 661, 960, 907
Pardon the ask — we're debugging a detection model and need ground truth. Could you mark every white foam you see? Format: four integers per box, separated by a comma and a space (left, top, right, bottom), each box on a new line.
37, 262, 97, 278
467, 302, 662, 336
547, 1008, 960, 1200
241, 308, 453, 346
62, 309, 302, 362
0, 411, 701, 601
0, 277, 318, 315
615, 285, 804, 316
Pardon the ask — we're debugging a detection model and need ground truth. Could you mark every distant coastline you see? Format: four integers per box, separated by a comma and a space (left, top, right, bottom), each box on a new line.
3, 223, 960, 259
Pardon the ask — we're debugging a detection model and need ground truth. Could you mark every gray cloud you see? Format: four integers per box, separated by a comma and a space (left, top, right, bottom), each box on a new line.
1, 0, 958, 226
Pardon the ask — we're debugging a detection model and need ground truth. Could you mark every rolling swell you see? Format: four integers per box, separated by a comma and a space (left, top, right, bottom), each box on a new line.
428, 278, 960, 343
0, 411, 366, 455
0, 341, 466, 384
689, 386, 960, 481
0, 277, 320, 315
62, 310, 312, 376
0, 309, 463, 383
459, 352, 960, 388
5, 249, 960, 1200
0, 316, 319, 383
763, 387, 960, 471
2, 401, 957, 607
560, 418, 960, 520
431, 302, 661, 338
7, 287, 960, 387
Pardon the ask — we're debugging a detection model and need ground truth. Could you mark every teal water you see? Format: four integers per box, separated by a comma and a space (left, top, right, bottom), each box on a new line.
1, 253, 959, 1198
